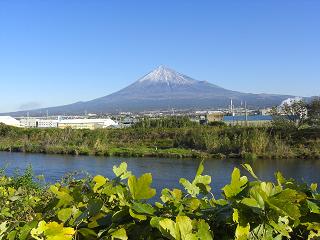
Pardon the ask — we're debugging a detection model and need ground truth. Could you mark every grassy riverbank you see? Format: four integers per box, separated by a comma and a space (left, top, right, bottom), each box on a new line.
0, 122, 319, 159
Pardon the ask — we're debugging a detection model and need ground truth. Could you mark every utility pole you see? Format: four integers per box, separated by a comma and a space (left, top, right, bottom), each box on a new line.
245, 101, 248, 126
27, 112, 30, 128
230, 99, 235, 126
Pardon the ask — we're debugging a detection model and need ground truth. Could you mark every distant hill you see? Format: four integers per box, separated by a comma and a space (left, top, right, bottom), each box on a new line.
3, 66, 298, 116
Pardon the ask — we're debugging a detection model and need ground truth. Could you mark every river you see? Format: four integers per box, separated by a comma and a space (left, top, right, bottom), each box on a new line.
0, 152, 319, 196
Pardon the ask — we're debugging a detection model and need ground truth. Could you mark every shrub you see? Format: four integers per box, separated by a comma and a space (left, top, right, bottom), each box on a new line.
0, 162, 319, 239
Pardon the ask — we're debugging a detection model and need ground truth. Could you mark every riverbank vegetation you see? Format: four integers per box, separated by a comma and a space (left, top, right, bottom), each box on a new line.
0, 162, 319, 239
0, 98, 319, 159
0, 118, 319, 159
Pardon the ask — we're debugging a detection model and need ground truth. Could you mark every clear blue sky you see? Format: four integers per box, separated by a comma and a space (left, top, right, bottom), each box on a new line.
0, 0, 319, 112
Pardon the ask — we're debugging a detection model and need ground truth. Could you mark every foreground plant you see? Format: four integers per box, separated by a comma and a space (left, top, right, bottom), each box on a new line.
0, 162, 319, 239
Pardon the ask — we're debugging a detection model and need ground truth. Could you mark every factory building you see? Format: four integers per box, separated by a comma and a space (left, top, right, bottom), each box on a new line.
223, 115, 273, 126
37, 119, 59, 128
18, 117, 118, 130
0, 116, 21, 127
20, 118, 38, 128
207, 112, 224, 122
58, 118, 118, 129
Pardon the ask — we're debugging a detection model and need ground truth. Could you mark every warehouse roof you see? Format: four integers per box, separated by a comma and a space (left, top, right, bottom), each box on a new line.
223, 115, 273, 122
0, 116, 21, 127
59, 118, 118, 126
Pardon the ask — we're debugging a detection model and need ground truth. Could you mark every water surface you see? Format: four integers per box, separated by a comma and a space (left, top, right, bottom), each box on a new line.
0, 152, 319, 196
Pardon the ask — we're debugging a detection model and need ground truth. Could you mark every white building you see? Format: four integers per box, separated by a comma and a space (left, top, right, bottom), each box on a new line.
58, 118, 118, 130
260, 108, 272, 115
37, 119, 59, 128
20, 118, 59, 128
0, 116, 21, 127
18, 117, 118, 130
20, 118, 38, 128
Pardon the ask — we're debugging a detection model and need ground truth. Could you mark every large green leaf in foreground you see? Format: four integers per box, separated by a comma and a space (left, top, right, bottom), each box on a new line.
128, 173, 156, 200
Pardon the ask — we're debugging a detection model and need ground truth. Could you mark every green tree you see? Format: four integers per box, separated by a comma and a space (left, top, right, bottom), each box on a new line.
271, 100, 307, 128
306, 97, 320, 127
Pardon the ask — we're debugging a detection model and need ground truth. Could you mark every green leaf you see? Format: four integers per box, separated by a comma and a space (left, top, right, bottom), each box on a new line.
269, 216, 292, 238
31, 221, 75, 240
235, 223, 250, 240
128, 173, 156, 200
193, 175, 212, 193
93, 175, 107, 192
275, 172, 286, 186
307, 200, 320, 214
185, 198, 201, 211
250, 188, 265, 209
308, 229, 320, 240
258, 181, 281, 198
233, 209, 250, 240
241, 188, 265, 210
176, 216, 193, 240
112, 209, 130, 224
241, 197, 260, 209
129, 208, 147, 221
131, 202, 155, 215
113, 162, 132, 180
7, 230, 17, 240
88, 198, 103, 216
242, 164, 258, 180
157, 216, 206, 240
222, 168, 248, 198
111, 228, 127, 240
78, 228, 97, 238
311, 183, 318, 192
196, 220, 213, 240
267, 189, 302, 220
161, 188, 183, 203
159, 218, 177, 240
196, 160, 204, 177
180, 178, 200, 197
57, 208, 73, 222
150, 217, 165, 229
233, 208, 239, 223
95, 214, 113, 228
18, 221, 38, 240
180, 161, 212, 197
0, 221, 8, 236
50, 185, 73, 207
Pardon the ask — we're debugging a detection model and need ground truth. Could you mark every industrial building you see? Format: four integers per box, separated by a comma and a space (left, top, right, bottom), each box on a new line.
0, 116, 21, 127
37, 119, 59, 128
17, 117, 118, 130
223, 115, 273, 126
20, 118, 38, 128
20, 118, 58, 128
207, 112, 224, 122
58, 118, 118, 129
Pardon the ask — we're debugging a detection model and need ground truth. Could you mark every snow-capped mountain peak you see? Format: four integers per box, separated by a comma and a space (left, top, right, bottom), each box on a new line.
4, 65, 298, 116
137, 65, 196, 85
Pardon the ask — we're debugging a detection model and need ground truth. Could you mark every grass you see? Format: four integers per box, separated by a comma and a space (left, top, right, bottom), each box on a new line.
0, 123, 319, 159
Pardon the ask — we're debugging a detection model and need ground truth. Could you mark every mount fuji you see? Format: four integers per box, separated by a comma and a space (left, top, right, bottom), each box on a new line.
4, 66, 296, 116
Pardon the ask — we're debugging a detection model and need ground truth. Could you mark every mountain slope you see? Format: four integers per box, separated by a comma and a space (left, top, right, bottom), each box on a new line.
3, 66, 297, 116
